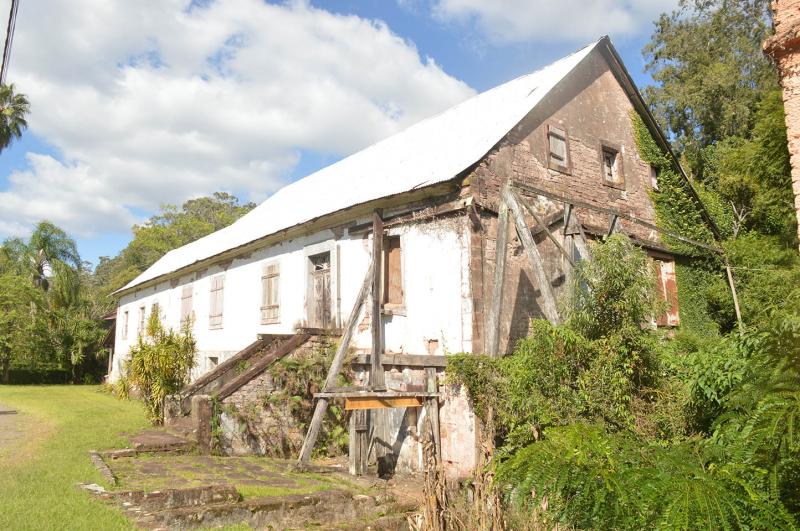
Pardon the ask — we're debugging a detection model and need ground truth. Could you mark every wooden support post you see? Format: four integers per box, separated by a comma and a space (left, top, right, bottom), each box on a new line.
725, 259, 745, 334
298, 261, 374, 465
485, 189, 510, 357
607, 214, 619, 236
502, 186, 560, 325
425, 367, 441, 461
371, 209, 385, 391
574, 217, 593, 261
563, 203, 573, 235
349, 409, 369, 475
514, 189, 576, 268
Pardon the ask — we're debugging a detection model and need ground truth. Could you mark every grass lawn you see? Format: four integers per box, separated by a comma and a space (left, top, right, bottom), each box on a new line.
0, 385, 149, 531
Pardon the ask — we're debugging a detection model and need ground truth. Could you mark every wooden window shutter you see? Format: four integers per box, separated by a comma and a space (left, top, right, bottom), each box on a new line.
180, 285, 193, 326
547, 125, 570, 173
261, 263, 280, 324
654, 259, 680, 327
383, 236, 403, 305
138, 306, 146, 336
209, 275, 225, 329
121, 311, 129, 340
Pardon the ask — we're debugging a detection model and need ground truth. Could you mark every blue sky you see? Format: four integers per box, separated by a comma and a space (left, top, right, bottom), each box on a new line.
0, 0, 677, 268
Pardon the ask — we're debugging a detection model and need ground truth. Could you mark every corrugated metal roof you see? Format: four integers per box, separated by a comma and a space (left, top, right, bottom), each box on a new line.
119, 39, 600, 293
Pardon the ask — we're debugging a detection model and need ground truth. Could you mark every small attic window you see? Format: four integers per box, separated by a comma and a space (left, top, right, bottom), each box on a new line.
547, 125, 570, 174
600, 144, 624, 189
650, 165, 660, 191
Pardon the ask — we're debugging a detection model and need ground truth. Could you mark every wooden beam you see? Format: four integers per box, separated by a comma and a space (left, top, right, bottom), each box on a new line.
485, 188, 510, 358
317, 390, 439, 398
512, 181, 722, 253
345, 396, 423, 410
297, 261, 374, 464
425, 367, 441, 461
725, 260, 745, 334
503, 186, 560, 325
514, 190, 576, 268
607, 214, 619, 236
563, 203, 573, 235
352, 353, 448, 368
574, 216, 593, 261
371, 209, 385, 391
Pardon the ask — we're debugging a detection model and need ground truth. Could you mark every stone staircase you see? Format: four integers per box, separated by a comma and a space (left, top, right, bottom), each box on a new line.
164, 333, 310, 440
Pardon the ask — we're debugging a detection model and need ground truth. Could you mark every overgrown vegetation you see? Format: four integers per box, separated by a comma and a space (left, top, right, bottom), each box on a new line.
450, 235, 800, 528
220, 340, 351, 458
0, 193, 253, 385
121, 307, 196, 423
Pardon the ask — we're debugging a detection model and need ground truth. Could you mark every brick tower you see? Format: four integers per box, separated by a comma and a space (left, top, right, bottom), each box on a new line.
765, 0, 800, 245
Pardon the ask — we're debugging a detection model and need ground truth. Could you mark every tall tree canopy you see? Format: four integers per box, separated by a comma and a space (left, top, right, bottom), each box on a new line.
0, 83, 29, 152
644, 0, 777, 178
94, 192, 256, 294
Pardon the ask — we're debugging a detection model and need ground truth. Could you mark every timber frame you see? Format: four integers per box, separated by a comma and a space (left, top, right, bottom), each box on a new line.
484, 180, 744, 357
297, 210, 443, 476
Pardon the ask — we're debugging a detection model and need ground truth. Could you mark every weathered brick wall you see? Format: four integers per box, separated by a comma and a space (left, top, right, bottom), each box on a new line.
468, 51, 662, 353
766, 0, 800, 245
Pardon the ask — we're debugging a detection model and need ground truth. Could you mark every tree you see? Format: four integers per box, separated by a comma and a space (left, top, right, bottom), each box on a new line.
0, 83, 29, 152
94, 192, 255, 294
0, 271, 43, 383
643, 0, 777, 179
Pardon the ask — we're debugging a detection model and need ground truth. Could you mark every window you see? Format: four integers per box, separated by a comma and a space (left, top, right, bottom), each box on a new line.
180, 285, 193, 327
547, 125, 570, 173
261, 262, 280, 324
151, 302, 160, 321
208, 356, 219, 370
383, 236, 403, 306
650, 165, 660, 191
137, 305, 146, 337
121, 310, 129, 340
653, 257, 680, 327
601, 145, 624, 188
209, 275, 225, 329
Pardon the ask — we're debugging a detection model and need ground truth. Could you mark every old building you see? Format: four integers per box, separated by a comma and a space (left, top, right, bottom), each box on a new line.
766, 0, 800, 246
111, 36, 690, 477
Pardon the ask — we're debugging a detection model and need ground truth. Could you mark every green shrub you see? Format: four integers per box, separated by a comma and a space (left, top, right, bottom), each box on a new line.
125, 307, 196, 423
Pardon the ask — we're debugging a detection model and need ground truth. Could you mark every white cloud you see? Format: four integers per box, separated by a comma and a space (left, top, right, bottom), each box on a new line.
1, 0, 475, 239
430, 0, 680, 44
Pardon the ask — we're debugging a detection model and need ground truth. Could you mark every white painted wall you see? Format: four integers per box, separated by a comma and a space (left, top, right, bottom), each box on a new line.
111, 215, 474, 382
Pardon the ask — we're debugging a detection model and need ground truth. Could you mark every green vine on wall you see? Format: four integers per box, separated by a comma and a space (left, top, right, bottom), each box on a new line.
631, 112, 725, 335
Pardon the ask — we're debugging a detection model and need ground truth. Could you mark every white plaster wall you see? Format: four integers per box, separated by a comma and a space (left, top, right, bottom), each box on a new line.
111, 216, 474, 383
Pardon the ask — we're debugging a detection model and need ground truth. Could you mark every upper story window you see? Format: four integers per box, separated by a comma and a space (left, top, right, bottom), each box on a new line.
650, 165, 660, 191
601, 145, 624, 189
137, 305, 146, 337
261, 262, 281, 325
547, 125, 571, 174
180, 285, 193, 327
383, 236, 403, 307
209, 275, 225, 330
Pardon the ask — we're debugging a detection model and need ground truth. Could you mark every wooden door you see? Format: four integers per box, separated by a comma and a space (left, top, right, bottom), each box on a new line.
309, 252, 331, 328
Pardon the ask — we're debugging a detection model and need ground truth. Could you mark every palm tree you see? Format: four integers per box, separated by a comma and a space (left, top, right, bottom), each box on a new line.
0, 83, 28, 152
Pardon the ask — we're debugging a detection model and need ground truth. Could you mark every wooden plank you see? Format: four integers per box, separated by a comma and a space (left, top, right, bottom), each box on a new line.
514, 190, 576, 268
485, 187, 510, 358
345, 396, 423, 410
425, 367, 441, 461
503, 186, 560, 325
297, 260, 375, 464
352, 353, 448, 368
371, 209, 385, 391
563, 203, 573, 235
317, 390, 439, 398
512, 181, 722, 253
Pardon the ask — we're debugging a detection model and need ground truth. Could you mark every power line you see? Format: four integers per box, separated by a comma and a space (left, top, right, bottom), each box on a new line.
0, 0, 20, 85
